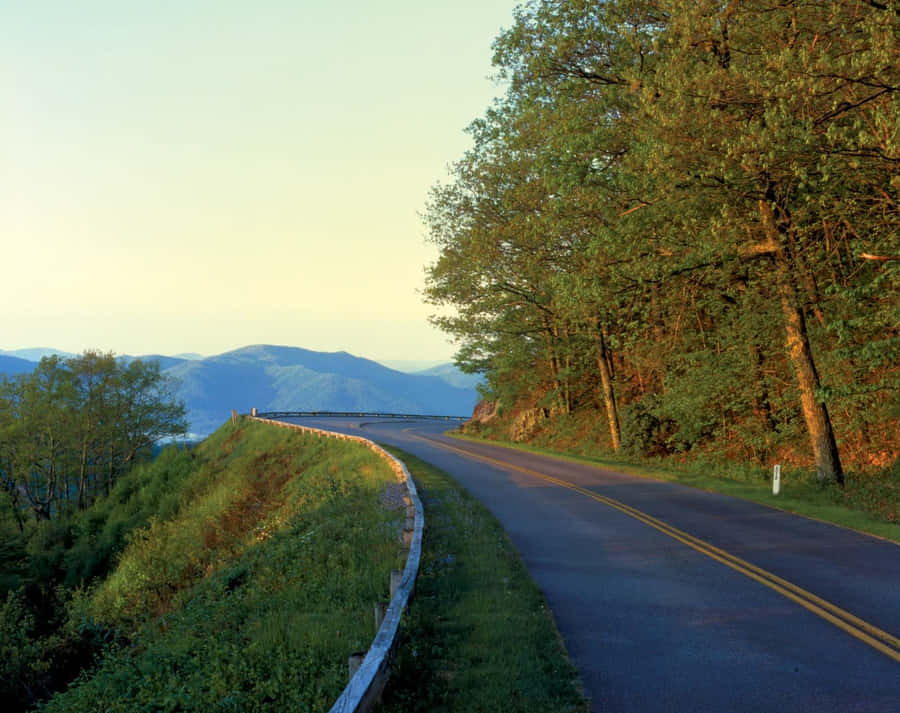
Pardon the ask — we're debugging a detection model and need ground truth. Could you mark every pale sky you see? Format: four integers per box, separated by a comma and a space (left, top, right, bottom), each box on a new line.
1, 0, 515, 361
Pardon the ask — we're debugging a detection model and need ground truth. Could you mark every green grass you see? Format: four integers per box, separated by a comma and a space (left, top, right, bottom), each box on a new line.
42, 419, 407, 713
375, 449, 589, 713
448, 432, 900, 544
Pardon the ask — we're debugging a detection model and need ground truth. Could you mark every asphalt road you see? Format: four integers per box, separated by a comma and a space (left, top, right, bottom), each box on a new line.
279, 416, 900, 713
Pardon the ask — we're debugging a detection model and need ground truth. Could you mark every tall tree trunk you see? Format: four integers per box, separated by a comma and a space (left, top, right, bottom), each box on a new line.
106, 442, 115, 497
2, 472, 26, 532
594, 324, 621, 452
546, 322, 569, 414
760, 198, 844, 484
748, 343, 778, 450
796, 252, 828, 330
78, 441, 89, 509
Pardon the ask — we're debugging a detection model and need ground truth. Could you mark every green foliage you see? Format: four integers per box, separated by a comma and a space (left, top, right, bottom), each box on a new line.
61, 446, 198, 587
0, 588, 42, 710
0, 586, 108, 713
424, 0, 899, 478
619, 395, 678, 458
0, 351, 187, 521
38, 420, 403, 713
833, 460, 900, 525
0, 443, 201, 711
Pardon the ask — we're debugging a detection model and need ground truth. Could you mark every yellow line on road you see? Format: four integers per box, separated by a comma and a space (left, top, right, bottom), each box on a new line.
425, 436, 900, 664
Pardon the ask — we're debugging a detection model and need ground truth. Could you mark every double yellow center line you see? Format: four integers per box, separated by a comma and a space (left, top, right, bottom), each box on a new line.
426, 436, 900, 664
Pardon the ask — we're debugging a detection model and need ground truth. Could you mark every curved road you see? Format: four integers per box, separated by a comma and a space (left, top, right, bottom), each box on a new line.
279, 416, 900, 713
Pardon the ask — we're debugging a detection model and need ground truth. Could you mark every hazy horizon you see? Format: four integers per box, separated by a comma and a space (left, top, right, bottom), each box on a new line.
2, 1, 516, 362
0, 343, 455, 372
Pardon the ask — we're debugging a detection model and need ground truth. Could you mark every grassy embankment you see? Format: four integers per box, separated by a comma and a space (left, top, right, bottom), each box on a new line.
376, 448, 589, 713
449, 430, 900, 544
32, 421, 588, 713
40, 419, 406, 713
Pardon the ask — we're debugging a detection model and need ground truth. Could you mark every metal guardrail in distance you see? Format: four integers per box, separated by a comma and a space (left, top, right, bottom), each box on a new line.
249, 416, 424, 713
255, 410, 467, 422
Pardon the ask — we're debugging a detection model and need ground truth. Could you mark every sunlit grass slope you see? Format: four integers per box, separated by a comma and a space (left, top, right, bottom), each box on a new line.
44, 419, 405, 713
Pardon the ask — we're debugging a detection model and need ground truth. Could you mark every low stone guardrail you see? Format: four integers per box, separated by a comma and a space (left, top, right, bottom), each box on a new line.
249, 416, 423, 713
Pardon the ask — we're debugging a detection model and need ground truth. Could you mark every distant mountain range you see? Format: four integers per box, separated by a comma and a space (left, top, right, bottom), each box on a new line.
0, 347, 76, 362
415, 363, 482, 390
0, 354, 38, 376
1, 345, 479, 436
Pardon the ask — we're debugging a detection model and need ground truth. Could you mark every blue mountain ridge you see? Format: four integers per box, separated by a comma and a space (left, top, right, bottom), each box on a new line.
0, 347, 75, 362
0, 354, 38, 376
0, 344, 478, 436
166, 345, 477, 435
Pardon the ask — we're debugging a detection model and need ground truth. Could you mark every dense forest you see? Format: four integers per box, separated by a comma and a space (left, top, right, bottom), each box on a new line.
0, 353, 187, 710
425, 0, 899, 484
1, 352, 187, 522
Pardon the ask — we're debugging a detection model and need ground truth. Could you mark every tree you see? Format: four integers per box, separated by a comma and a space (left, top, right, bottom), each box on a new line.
628, 0, 900, 481
0, 353, 187, 521
424, 0, 898, 474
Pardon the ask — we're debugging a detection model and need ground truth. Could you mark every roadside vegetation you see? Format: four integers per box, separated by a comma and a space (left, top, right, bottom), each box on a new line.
0, 351, 187, 522
451, 427, 900, 544
424, 1, 898, 497
377, 448, 589, 713
2, 419, 405, 712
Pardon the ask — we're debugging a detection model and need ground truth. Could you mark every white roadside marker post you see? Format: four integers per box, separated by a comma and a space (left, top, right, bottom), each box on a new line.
773, 464, 781, 495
